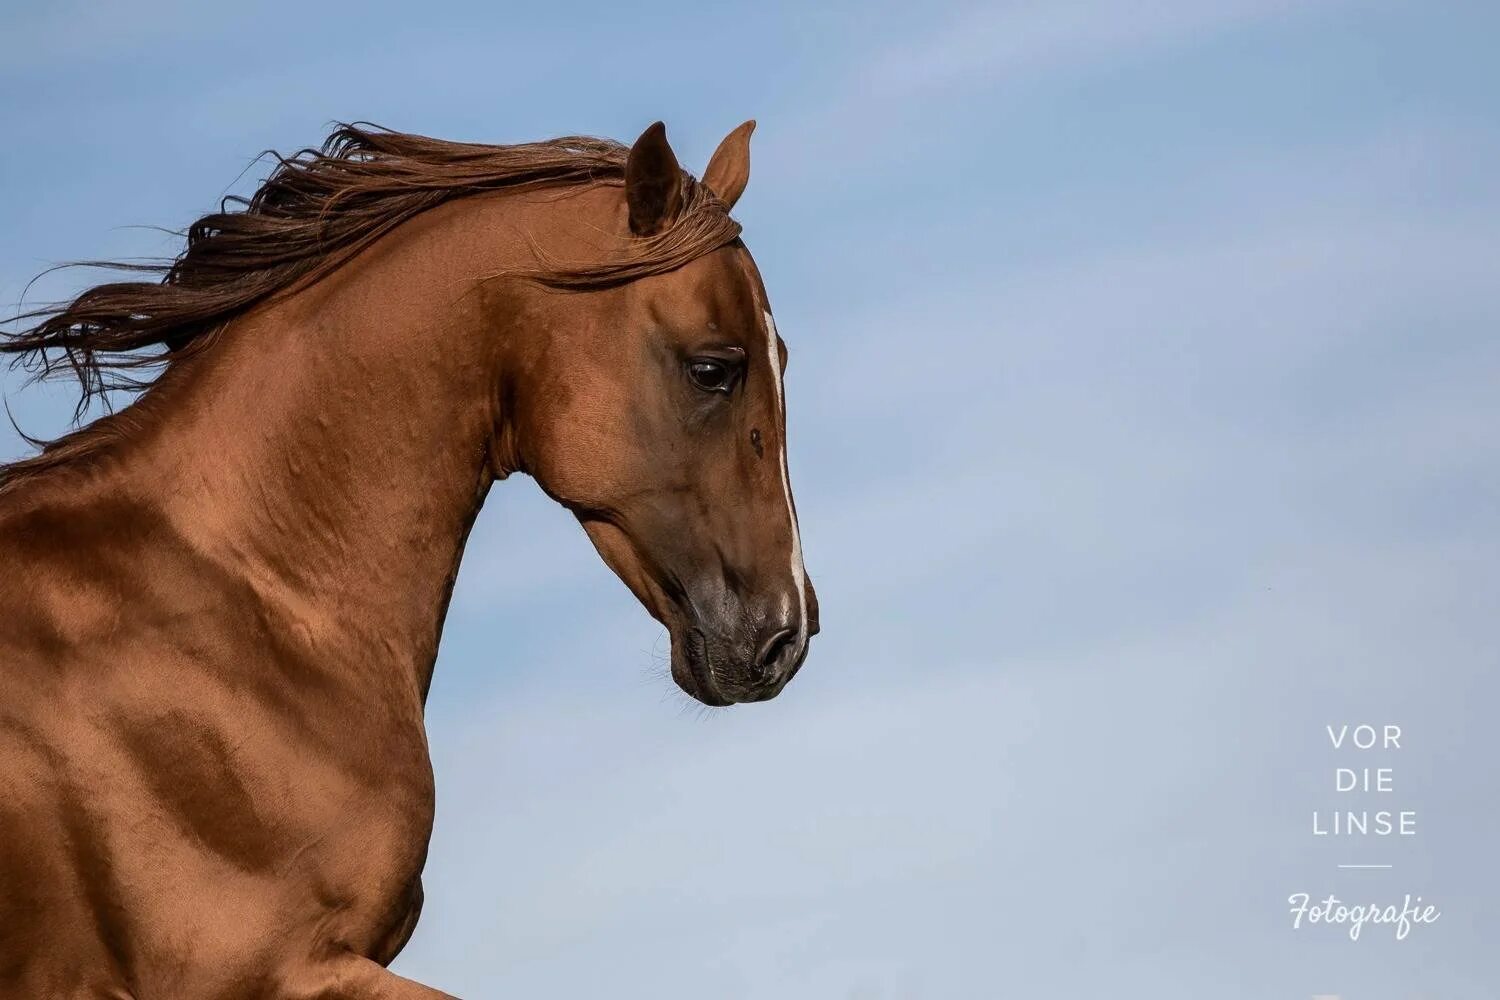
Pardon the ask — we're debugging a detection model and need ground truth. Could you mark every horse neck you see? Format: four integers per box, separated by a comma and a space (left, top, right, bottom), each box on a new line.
101, 199, 533, 699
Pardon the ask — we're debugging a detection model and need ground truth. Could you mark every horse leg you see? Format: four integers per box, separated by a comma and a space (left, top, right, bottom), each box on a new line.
283, 953, 457, 1000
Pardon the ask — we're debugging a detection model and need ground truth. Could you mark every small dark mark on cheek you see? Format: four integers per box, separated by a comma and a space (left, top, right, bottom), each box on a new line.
750, 428, 763, 458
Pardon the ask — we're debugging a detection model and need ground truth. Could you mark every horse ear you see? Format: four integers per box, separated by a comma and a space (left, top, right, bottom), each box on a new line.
702, 120, 755, 210
625, 121, 684, 236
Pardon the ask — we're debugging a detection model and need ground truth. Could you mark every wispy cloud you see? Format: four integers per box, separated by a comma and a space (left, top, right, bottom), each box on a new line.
862, 0, 1315, 98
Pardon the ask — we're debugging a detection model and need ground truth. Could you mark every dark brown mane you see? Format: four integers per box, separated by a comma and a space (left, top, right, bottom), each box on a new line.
1, 123, 741, 491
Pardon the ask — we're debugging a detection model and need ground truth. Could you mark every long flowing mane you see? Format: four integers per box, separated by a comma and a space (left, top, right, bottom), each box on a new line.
0, 123, 741, 491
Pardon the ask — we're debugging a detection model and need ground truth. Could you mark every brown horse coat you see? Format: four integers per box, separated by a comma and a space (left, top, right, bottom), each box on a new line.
0, 121, 815, 999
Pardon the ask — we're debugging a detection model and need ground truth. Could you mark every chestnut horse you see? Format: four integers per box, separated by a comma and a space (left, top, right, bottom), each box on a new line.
0, 121, 817, 998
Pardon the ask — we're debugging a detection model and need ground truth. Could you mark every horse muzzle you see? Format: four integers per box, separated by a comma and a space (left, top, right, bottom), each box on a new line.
671, 597, 812, 706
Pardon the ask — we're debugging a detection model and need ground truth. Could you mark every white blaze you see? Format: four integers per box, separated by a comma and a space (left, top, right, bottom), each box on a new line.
763, 309, 807, 636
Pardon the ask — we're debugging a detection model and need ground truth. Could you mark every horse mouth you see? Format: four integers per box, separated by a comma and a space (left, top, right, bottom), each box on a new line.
675, 627, 732, 707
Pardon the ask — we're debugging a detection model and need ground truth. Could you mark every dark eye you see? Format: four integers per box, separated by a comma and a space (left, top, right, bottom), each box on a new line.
686, 358, 737, 393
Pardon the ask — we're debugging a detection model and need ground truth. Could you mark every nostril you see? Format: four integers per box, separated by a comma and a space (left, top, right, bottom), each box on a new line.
754, 628, 796, 676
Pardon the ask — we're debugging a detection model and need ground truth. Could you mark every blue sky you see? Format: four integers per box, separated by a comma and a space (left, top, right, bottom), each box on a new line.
4, 1, 1499, 997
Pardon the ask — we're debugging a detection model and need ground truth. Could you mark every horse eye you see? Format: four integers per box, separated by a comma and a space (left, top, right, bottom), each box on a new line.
686, 358, 735, 393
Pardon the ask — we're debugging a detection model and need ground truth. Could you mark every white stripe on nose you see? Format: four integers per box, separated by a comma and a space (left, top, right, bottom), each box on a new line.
763, 310, 807, 637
